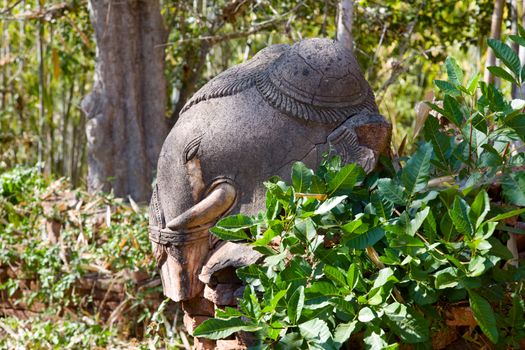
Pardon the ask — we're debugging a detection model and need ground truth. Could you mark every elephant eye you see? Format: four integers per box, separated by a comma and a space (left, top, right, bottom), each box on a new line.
183, 135, 203, 163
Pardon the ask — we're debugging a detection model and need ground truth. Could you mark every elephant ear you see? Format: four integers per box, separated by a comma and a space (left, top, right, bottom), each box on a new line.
180, 44, 290, 114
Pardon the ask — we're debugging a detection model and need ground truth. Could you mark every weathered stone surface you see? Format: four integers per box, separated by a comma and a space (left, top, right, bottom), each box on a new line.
181, 295, 215, 317
199, 242, 262, 285
194, 338, 217, 350
149, 38, 391, 306
203, 283, 242, 306
183, 314, 209, 335
216, 339, 247, 350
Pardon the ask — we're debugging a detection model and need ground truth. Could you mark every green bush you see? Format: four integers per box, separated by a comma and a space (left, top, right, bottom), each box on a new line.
193, 35, 525, 349
0, 167, 182, 349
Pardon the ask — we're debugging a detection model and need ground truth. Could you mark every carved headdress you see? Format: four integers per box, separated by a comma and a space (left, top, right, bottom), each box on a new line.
182, 39, 378, 125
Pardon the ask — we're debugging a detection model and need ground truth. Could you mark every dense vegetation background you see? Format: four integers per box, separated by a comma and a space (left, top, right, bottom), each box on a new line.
0, 0, 493, 185
0, 0, 523, 349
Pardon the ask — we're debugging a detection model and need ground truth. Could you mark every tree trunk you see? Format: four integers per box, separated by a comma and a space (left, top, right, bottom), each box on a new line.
511, 0, 520, 98
83, 0, 169, 203
336, 0, 354, 52
519, 0, 525, 98
485, 0, 505, 84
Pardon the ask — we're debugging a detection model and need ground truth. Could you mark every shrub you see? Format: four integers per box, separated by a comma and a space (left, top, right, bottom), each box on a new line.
194, 36, 525, 349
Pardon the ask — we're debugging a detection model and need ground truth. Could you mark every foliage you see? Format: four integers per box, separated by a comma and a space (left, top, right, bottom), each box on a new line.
0, 1, 94, 184
0, 0, 492, 179
0, 166, 184, 349
193, 47, 525, 348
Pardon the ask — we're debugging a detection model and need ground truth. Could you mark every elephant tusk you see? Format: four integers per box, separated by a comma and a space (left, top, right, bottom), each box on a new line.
166, 181, 236, 230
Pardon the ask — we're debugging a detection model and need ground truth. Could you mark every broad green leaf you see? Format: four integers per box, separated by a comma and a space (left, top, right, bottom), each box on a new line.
487, 237, 514, 260
294, 218, 316, 243
434, 80, 460, 96
334, 321, 358, 344
384, 302, 429, 343
277, 332, 303, 348
345, 227, 385, 249
423, 116, 451, 166
423, 208, 437, 242
367, 268, 398, 305
488, 207, 525, 222
488, 38, 521, 76
314, 195, 347, 215
401, 142, 433, 196
449, 196, 474, 237
440, 211, 456, 241
372, 267, 396, 289
487, 66, 517, 84
466, 72, 481, 94
331, 296, 356, 317
280, 257, 311, 286
443, 95, 464, 126
370, 191, 393, 219
267, 321, 284, 341
210, 214, 254, 241
307, 281, 341, 296
471, 111, 488, 134
193, 318, 260, 339
469, 290, 499, 344
510, 34, 525, 47
287, 286, 305, 324
518, 23, 525, 37
298, 319, 331, 342
261, 289, 287, 314
311, 175, 327, 194
328, 163, 364, 194
471, 191, 490, 229
426, 101, 446, 116
409, 282, 438, 305
407, 207, 430, 236
358, 307, 377, 322
346, 263, 359, 290
509, 292, 525, 329
240, 286, 262, 319
377, 178, 406, 205
387, 234, 425, 248
363, 328, 388, 350
501, 172, 525, 206
341, 217, 363, 234
215, 307, 245, 319
253, 228, 278, 247
445, 57, 464, 86
324, 265, 347, 287
292, 162, 313, 192
505, 113, 525, 142
467, 255, 497, 277
236, 265, 268, 285
434, 267, 458, 289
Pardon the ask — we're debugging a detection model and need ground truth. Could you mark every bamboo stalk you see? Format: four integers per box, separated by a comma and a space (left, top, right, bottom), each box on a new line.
37, 0, 45, 173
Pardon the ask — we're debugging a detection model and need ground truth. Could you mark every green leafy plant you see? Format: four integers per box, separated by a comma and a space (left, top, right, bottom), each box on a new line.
0, 167, 184, 348
193, 35, 525, 349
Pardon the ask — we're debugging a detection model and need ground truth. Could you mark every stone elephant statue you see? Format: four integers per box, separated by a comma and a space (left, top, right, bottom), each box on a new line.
148, 37, 390, 347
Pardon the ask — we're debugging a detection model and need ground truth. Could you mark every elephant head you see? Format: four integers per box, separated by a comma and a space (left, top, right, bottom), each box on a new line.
148, 38, 391, 302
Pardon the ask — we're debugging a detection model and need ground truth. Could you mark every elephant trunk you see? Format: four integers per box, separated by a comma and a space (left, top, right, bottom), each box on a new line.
149, 180, 237, 301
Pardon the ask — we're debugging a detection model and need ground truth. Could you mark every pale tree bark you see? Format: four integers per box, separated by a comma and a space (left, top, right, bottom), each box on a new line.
485, 0, 504, 84
518, 0, 525, 98
511, 0, 520, 97
336, 0, 354, 52
82, 0, 169, 202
